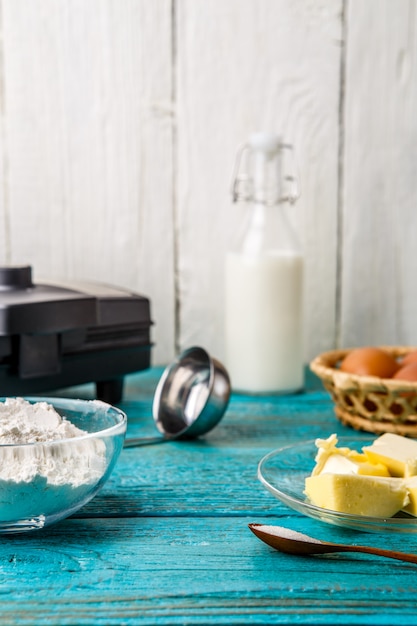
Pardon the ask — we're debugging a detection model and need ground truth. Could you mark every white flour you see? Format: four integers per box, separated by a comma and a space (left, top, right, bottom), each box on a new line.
0, 398, 107, 523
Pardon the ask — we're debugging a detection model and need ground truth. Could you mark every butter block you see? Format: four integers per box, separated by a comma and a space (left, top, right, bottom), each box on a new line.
304, 473, 409, 517
403, 477, 417, 516
363, 433, 417, 477
312, 434, 390, 477
318, 453, 390, 477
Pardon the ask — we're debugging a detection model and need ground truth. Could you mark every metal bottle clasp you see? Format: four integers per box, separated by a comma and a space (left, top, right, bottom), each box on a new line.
230, 140, 300, 205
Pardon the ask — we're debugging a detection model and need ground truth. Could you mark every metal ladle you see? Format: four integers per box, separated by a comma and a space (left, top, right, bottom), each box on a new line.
123, 346, 231, 447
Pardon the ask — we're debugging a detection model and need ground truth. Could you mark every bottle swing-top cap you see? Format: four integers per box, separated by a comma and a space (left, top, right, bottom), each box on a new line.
231, 132, 299, 205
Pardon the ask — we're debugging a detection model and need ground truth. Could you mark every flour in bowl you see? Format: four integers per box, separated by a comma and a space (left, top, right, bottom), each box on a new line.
0, 398, 107, 522
0, 397, 88, 444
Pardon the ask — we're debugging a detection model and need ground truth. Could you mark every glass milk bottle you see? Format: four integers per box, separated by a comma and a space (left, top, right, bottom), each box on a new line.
225, 132, 304, 394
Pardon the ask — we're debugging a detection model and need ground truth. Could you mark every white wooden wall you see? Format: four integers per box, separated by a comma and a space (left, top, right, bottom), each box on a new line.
0, 0, 416, 366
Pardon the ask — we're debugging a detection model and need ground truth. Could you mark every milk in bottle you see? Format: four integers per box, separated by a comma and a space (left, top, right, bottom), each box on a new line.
225, 133, 304, 394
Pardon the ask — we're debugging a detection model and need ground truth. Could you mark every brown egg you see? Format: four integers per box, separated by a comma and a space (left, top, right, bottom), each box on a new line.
393, 361, 417, 382
340, 347, 399, 378
401, 350, 417, 366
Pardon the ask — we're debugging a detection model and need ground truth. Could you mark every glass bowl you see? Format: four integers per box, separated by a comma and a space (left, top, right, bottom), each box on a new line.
258, 437, 417, 533
0, 397, 126, 533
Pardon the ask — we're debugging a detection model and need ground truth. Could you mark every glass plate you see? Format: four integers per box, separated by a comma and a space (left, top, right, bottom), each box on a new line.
258, 437, 417, 534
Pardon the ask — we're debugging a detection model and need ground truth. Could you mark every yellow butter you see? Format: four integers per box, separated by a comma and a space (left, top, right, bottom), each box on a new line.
363, 433, 417, 477
403, 476, 417, 516
304, 473, 409, 517
318, 453, 390, 477
312, 434, 389, 477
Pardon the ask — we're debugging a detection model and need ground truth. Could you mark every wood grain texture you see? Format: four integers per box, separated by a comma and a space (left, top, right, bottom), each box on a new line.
0, 0, 8, 263
1, 369, 417, 625
1, 1, 417, 368
175, 0, 342, 362
341, 0, 417, 348
0, 0, 175, 363
2, 517, 417, 625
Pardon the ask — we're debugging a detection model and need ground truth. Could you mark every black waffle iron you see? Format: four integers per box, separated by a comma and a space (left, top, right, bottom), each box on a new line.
0, 266, 152, 403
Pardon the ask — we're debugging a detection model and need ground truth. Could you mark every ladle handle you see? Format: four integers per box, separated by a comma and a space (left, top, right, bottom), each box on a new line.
123, 436, 168, 448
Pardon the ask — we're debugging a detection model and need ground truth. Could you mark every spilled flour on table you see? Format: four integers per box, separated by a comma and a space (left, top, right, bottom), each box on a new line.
0, 398, 106, 522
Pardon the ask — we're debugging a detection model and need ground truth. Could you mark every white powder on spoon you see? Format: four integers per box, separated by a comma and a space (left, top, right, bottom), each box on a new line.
0, 398, 106, 523
254, 524, 324, 544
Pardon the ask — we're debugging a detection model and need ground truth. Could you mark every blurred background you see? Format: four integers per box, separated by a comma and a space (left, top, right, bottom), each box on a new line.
0, 0, 416, 366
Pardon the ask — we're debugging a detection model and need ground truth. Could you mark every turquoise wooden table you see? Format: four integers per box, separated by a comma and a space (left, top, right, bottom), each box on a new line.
2, 367, 417, 625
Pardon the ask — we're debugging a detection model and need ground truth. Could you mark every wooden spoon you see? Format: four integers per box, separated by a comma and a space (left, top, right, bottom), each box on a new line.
248, 523, 417, 564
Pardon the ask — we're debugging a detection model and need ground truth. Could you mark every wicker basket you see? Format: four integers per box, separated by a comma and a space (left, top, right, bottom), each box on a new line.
310, 347, 417, 437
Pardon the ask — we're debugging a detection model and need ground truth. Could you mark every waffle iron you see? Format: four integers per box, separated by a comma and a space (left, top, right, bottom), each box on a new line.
0, 266, 152, 403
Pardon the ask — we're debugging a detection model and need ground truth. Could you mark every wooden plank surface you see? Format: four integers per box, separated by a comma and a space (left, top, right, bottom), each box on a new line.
0, 368, 412, 625
175, 0, 341, 363
0, 0, 175, 364
1, 2, 417, 365
0, 0, 342, 366
341, 0, 417, 348
2, 516, 417, 625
